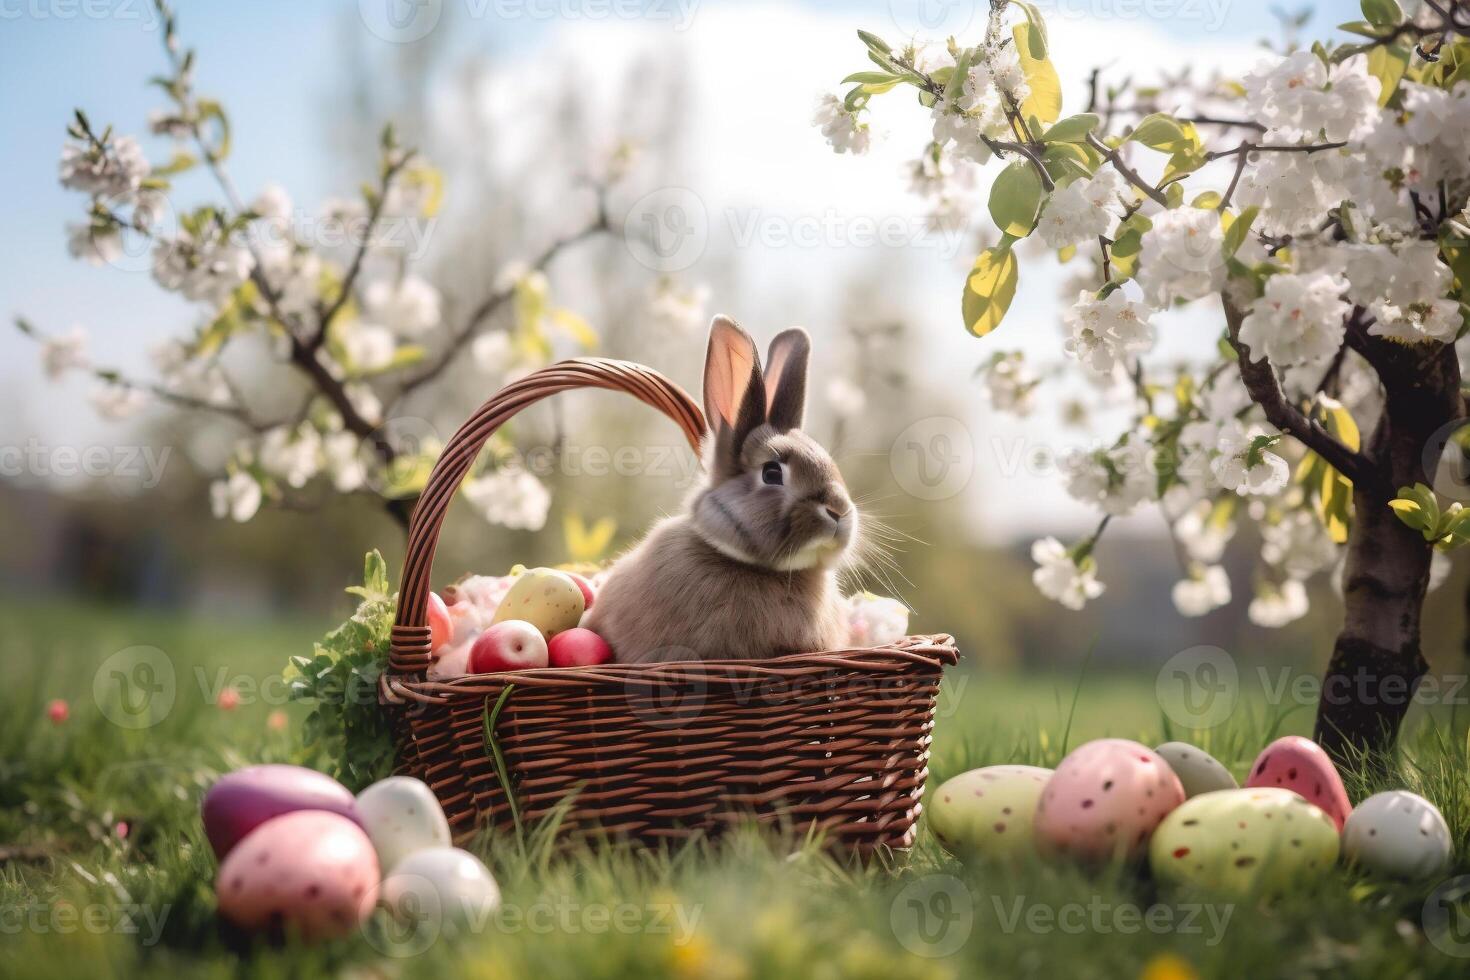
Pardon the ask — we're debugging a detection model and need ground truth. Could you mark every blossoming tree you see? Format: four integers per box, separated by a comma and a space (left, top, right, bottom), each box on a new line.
20, 0, 642, 536
820, 0, 1470, 759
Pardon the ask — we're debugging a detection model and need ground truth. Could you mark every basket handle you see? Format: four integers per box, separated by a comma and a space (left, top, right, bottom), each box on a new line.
389, 357, 707, 675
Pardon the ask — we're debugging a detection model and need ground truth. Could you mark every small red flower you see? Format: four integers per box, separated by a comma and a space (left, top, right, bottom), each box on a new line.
47, 699, 69, 725
217, 688, 241, 711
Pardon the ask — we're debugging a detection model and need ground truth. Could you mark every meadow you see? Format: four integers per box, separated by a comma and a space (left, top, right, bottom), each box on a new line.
3, 595, 1469, 979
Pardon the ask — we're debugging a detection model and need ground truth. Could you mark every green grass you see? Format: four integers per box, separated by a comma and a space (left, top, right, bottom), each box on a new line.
4, 597, 1470, 978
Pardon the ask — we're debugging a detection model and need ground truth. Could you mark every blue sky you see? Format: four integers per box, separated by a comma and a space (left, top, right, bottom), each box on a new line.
0, 0, 1362, 531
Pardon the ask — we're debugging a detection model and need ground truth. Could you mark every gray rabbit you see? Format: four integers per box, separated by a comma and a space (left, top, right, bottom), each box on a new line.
584, 316, 858, 663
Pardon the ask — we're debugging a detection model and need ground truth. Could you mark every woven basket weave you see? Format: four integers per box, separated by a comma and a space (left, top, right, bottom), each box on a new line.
379, 357, 959, 853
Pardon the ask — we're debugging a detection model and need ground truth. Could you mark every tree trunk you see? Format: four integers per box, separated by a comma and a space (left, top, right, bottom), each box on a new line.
1313, 339, 1461, 763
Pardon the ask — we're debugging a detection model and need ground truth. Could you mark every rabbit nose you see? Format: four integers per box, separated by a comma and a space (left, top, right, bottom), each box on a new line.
824, 506, 842, 523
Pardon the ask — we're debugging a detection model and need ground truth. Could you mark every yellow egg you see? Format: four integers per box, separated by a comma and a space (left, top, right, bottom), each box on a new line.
490, 567, 585, 640
1149, 787, 1339, 898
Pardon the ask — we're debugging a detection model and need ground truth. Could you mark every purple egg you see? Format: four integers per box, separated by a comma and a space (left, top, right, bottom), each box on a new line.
202, 764, 361, 859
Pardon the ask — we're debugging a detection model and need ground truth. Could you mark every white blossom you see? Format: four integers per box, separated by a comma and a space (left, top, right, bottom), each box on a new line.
89, 382, 147, 421
251, 183, 293, 226
1248, 578, 1309, 628
1036, 169, 1127, 249
1369, 299, 1463, 344
463, 467, 551, 531
1237, 271, 1351, 367
1137, 207, 1226, 306
59, 134, 150, 198
41, 326, 89, 380
1062, 443, 1154, 516
363, 275, 441, 337
983, 352, 1038, 417
1211, 421, 1289, 496
322, 431, 366, 493
648, 280, 710, 335
210, 471, 262, 523
1171, 564, 1231, 617
813, 94, 871, 155
1031, 537, 1104, 610
1237, 140, 1350, 236
1242, 51, 1379, 142
471, 331, 515, 375
1261, 510, 1338, 580
1173, 500, 1235, 564
258, 423, 323, 489
340, 322, 397, 372
151, 340, 233, 406
1062, 287, 1155, 375
152, 231, 255, 304
67, 222, 122, 266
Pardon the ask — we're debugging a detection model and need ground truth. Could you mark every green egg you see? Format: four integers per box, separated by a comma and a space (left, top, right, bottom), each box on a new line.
927, 765, 1053, 861
1149, 787, 1339, 898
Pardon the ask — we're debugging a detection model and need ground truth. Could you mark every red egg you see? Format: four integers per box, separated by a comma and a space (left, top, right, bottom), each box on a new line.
1245, 735, 1352, 832
202, 764, 361, 860
469, 620, 549, 673
548, 627, 613, 668
427, 591, 452, 654
565, 572, 597, 612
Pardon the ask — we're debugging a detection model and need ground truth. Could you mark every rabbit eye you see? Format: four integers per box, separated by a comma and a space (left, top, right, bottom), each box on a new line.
761, 462, 784, 486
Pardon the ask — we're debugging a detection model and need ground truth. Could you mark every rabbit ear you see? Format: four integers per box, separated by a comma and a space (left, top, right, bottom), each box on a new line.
764, 327, 810, 432
703, 315, 765, 464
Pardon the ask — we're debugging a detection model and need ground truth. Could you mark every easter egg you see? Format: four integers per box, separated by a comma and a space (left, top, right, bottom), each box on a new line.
469, 620, 549, 673
1343, 790, 1452, 879
1150, 787, 1340, 898
491, 568, 585, 640
381, 847, 501, 932
202, 764, 360, 860
927, 765, 1053, 860
355, 776, 453, 875
548, 627, 613, 668
1154, 742, 1238, 798
427, 644, 471, 681
216, 810, 379, 940
1244, 736, 1351, 831
427, 592, 452, 654
1034, 739, 1185, 862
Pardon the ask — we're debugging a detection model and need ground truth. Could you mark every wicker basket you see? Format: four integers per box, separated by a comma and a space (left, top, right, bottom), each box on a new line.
379, 357, 959, 853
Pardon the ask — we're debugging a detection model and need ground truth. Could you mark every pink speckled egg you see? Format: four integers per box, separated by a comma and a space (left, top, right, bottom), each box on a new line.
202, 764, 361, 860
1244, 735, 1351, 832
1034, 738, 1186, 862
216, 810, 379, 941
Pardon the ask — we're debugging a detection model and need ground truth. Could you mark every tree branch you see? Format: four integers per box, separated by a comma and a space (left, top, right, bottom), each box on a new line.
1222, 297, 1381, 492
1086, 133, 1169, 208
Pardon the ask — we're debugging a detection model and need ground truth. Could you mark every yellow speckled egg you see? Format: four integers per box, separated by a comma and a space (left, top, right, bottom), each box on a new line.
1149, 787, 1339, 898
927, 765, 1053, 860
490, 567, 585, 640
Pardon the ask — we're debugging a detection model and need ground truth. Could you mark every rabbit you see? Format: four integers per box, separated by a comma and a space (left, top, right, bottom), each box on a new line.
583, 315, 859, 663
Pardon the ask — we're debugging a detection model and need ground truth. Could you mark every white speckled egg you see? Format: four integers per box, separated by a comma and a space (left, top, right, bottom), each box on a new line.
1155, 742, 1238, 798
382, 847, 500, 932
491, 567, 585, 640
927, 765, 1053, 860
1343, 790, 1452, 880
355, 776, 453, 875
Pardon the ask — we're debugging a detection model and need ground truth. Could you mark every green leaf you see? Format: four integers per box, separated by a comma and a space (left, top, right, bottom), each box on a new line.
1042, 113, 1100, 143
1221, 206, 1259, 258
962, 242, 1020, 337
1013, 24, 1061, 125
842, 71, 899, 85
1129, 112, 1189, 152
989, 161, 1045, 238
1016, 1, 1049, 58
1337, 20, 1386, 39
1367, 43, 1411, 106
1361, 0, 1403, 28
